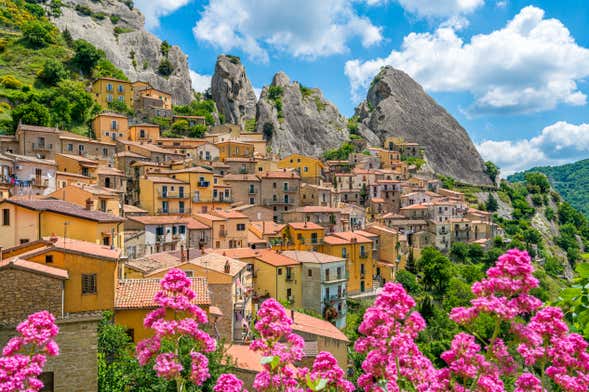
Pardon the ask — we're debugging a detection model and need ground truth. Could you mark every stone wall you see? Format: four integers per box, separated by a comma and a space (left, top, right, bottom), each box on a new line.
0, 313, 101, 392
208, 283, 234, 341
0, 268, 63, 321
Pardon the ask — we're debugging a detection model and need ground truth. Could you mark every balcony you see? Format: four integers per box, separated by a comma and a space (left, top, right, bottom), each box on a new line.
156, 208, 191, 215
219, 229, 227, 238
283, 185, 299, 193
32, 143, 53, 151
158, 191, 189, 199
359, 253, 368, 259
197, 181, 210, 187
214, 197, 233, 203
263, 198, 295, 206
248, 189, 257, 195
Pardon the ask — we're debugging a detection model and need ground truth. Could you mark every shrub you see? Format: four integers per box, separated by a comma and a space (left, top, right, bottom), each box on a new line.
225, 54, 240, 64
109, 14, 121, 24
50, 0, 63, 17
160, 40, 170, 57
113, 26, 134, 36
38, 59, 69, 85
22, 20, 56, 48
171, 119, 189, 132
299, 83, 312, 98
0, 75, 23, 89
11, 100, 51, 129
24, 2, 45, 18
157, 59, 173, 76
75, 4, 92, 16
107, 100, 132, 115
71, 39, 102, 76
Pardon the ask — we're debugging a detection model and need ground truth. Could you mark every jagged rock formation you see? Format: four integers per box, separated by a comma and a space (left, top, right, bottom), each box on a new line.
50, 0, 192, 104
256, 72, 348, 157
356, 66, 492, 185
211, 55, 257, 127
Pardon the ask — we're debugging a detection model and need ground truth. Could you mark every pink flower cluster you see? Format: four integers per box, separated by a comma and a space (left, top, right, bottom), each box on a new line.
0, 311, 59, 392
136, 268, 215, 387
354, 282, 441, 391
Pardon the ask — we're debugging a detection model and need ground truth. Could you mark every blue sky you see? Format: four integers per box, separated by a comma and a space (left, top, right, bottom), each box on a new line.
135, 0, 589, 174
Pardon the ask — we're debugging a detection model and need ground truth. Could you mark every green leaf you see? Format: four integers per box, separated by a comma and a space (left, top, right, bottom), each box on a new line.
576, 262, 589, 278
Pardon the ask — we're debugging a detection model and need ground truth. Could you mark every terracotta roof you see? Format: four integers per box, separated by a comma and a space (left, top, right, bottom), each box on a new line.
223, 174, 260, 182
250, 221, 285, 235
281, 251, 344, 264
225, 344, 264, 372
400, 203, 429, 210
332, 232, 372, 244
128, 215, 198, 226
177, 253, 247, 277
56, 171, 92, 179
291, 311, 348, 342
126, 249, 204, 274
115, 151, 147, 159
224, 157, 256, 162
260, 170, 300, 179
123, 204, 148, 213
353, 230, 378, 239
96, 166, 125, 176
248, 231, 267, 244
211, 210, 248, 219
4, 199, 124, 223
322, 236, 350, 245
0, 258, 68, 279
209, 306, 223, 317
193, 213, 227, 223
254, 249, 299, 267
143, 176, 188, 184
287, 222, 324, 231
115, 277, 210, 309
293, 206, 340, 213
94, 111, 128, 118
172, 166, 212, 174
205, 248, 258, 260
43, 236, 122, 260
57, 153, 99, 165
17, 124, 60, 133
5, 153, 56, 166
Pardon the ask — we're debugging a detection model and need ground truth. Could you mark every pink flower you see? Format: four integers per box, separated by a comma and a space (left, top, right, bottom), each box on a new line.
214, 373, 247, 392
189, 351, 210, 385
153, 352, 183, 380
514, 373, 543, 392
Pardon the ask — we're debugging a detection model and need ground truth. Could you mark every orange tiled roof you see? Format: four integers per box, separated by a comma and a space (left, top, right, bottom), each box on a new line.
254, 249, 300, 267
115, 277, 210, 309
43, 236, 122, 260
281, 251, 344, 264
260, 169, 300, 179
288, 222, 324, 231
225, 344, 264, 372
331, 231, 372, 244
4, 199, 124, 223
0, 258, 68, 279
205, 247, 258, 260
211, 210, 248, 219
291, 311, 348, 342
322, 236, 350, 245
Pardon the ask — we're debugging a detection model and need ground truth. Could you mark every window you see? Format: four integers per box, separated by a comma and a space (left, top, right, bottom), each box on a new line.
162, 201, 169, 213
311, 233, 318, 244
102, 148, 108, 157
304, 166, 308, 172
337, 267, 342, 279
45, 255, 53, 264
249, 197, 255, 204
118, 95, 124, 102
140, 129, 146, 138
179, 201, 185, 214
287, 288, 292, 299
19, 239, 29, 244
107, 94, 113, 102
237, 223, 246, 231
179, 225, 186, 234
118, 84, 124, 93
82, 274, 97, 294
102, 236, 110, 246
99, 199, 107, 212
324, 287, 330, 299
2, 209, 9, 225
308, 269, 312, 277
277, 268, 282, 275
107, 83, 113, 91
342, 248, 347, 258
184, 270, 194, 277
67, 143, 73, 152
325, 268, 330, 281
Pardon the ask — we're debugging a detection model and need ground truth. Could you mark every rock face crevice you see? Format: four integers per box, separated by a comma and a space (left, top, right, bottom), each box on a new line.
211, 55, 257, 127
51, 0, 192, 104
356, 66, 492, 185
255, 72, 349, 158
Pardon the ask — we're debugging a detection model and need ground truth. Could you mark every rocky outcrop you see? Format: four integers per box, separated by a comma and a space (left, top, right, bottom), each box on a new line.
211, 55, 257, 127
256, 72, 348, 157
50, 0, 192, 104
356, 66, 492, 185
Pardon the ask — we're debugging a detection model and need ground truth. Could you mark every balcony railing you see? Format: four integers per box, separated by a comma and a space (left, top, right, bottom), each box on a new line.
32, 143, 53, 151
285, 274, 294, 282
156, 208, 191, 215
263, 198, 295, 206
158, 191, 189, 199
197, 181, 210, 187
214, 197, 233, 203
359, 253, 368, 259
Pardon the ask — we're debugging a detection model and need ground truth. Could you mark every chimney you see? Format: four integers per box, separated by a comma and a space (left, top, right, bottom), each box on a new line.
85, 198, 94, 210
224, 259, 230, 274
186, 247, 190, 260
290, 309, 294, 321
180, 244, 185, 262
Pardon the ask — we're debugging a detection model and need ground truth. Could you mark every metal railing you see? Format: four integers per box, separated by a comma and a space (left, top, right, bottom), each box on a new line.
32, 143, 53, 151
156, 208, 191, 215
157, 191, 189, 198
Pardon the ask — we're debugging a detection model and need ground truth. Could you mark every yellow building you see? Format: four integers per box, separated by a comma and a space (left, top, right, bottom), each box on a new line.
3, 236, 122, 313
278, 154, 325, 184
55, 153, 99, 178
0, 199, 124, 248
91, 77, 133, 109
277, 222, 325, 251
129, 123, 160, 142
216, 141, 255, 161
48, 184, 122, 216
92, 112, 130, 143
321, 232, 374, 294
138, 87, 172, 110
115, 277, 210, 342
173, 166, 217, 212
139, 176, 191, 215
250, 249, 302, 308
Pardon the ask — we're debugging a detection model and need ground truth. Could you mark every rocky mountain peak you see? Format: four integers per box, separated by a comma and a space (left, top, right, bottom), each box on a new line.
211, 55, 257, 127
255, 71, 348, 157
356, 66, 492, 185
50, 0, 193, 104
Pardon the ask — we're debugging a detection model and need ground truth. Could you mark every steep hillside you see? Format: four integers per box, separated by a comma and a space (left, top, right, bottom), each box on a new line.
255, 71, 349, 157
48, 0, 192, 104
355, 66, 492, 186
508, 159, 589, 218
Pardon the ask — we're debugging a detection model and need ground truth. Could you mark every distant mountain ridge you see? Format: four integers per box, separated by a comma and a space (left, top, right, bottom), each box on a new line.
508, 159, 589, 218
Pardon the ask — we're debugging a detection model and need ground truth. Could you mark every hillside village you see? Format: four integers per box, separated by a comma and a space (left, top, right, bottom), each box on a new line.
0, 72, 502, 389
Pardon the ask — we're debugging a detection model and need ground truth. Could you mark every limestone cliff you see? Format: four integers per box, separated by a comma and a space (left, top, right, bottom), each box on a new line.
256, 72, 349, 158
50, 0, 192, 104
356, 66, 492, 186
211, 55, 257, 127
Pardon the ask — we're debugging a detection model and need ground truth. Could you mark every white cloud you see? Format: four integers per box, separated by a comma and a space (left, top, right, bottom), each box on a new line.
189, 70, 211, 92
193, 0, 383, 62
135, 0, 191, 29
396, 0, 485, 18
344, 6, 589, 113
477, 121, 589, 175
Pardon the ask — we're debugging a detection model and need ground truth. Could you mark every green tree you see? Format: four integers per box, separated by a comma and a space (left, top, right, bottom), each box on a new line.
22, 20, 56, 48
359, 183, 368, 206
157, 59, 174, 76
486, 193, 498, 212
171, 119, 190, 132
38, 59, 69, 85
416, 247, 454, 297
62, 27, 73, 46
525, 172, 550, 194
161, 40, 170, 57
189, 124, 207, 138
107, 100, 132, 115
71, 39, 102, 76
484, 161, 499, 184
11, 101, 50, 129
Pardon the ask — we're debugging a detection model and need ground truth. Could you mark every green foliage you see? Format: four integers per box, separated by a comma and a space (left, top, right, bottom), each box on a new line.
347, 115, 359, 135
157, 59, 173, 76
484, 161, 499, 183
395, 270, 421, 296
171, 119, 190, 132
486, 193, 498, 212
313, 96, 325, 112
109, 14, 121, 24
416, 247, 454, 296
556, 263, 589, 339
113, 26, 134, 36
404, 156, 425, 169
225, 54, 240, 64
38, 58, 68, 85
24, 3, 45, 18
62, 28, 72, 46
49, 1, 63, 17
22, 20, 56, 48
160, 40, 170, 57
267, 86, 284, 119
94, 58, 128, 80
525, 172, 550, 194
11, 100, 50, 127
74, 4, 93, 16
509, 159, 589, 218
438, 175, 455, 189
322, 141, 355, 161
0, 75, 23, 89
173, 100, 216, 126
299, 84, 312, 98
71, 39, 102, 76
244, 118, 256, 132
107, 100, 133, 115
